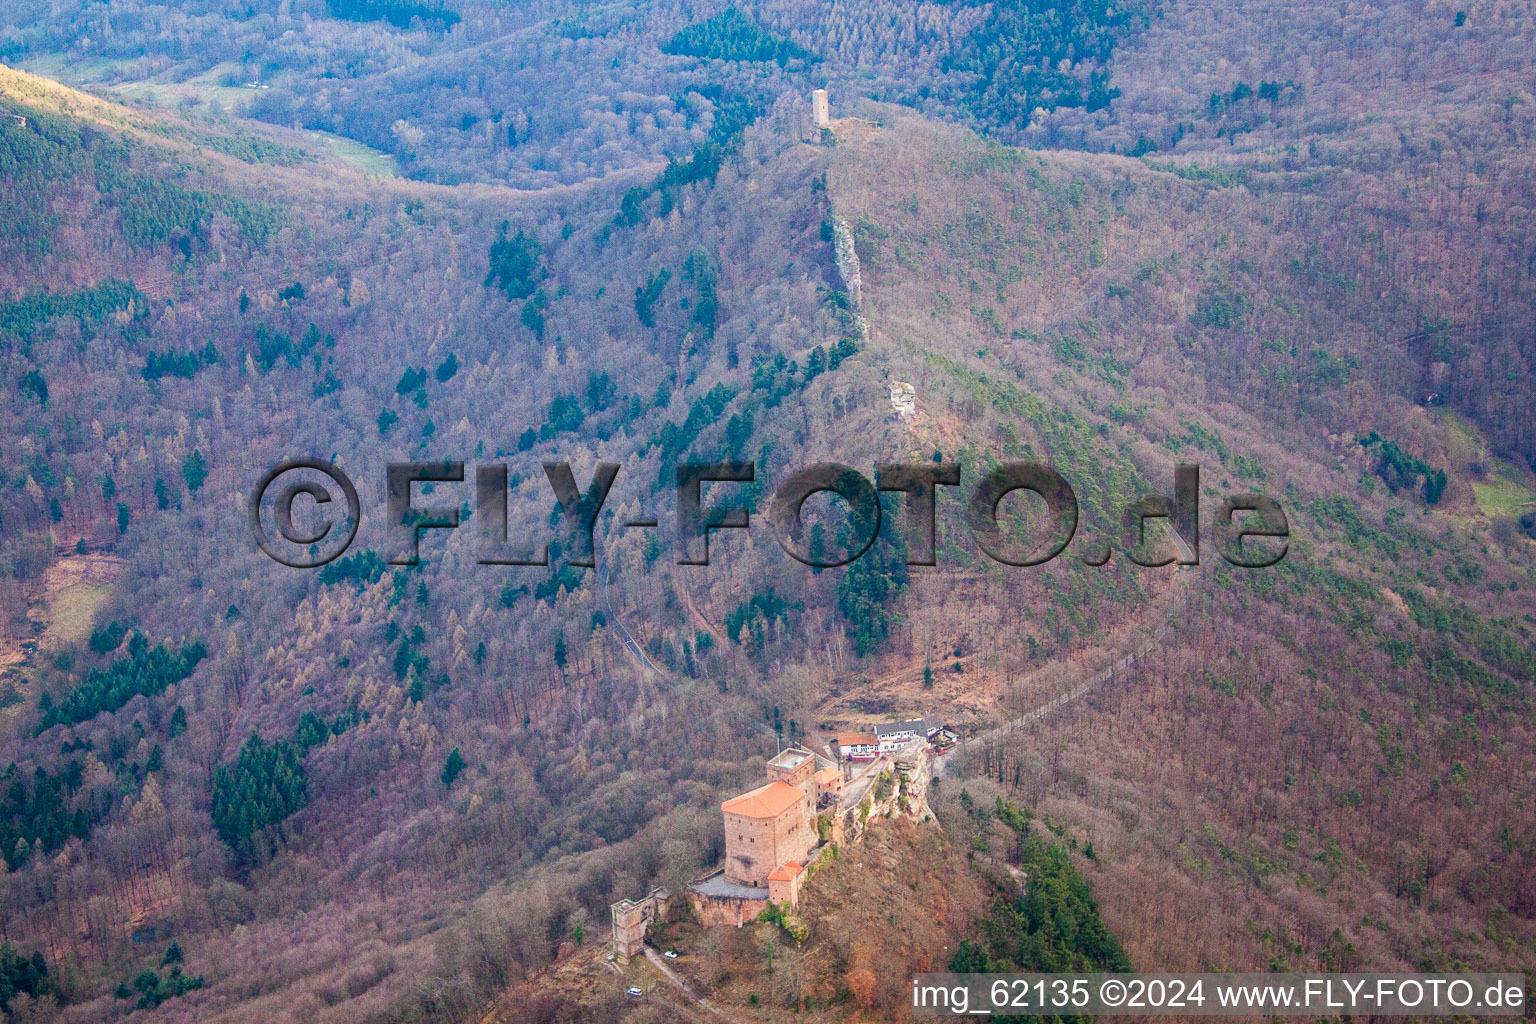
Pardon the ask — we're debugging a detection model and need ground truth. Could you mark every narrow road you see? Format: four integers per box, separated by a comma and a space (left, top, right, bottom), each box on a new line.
600, 562, 662, 677
838, 754, 887, 808
939, 566, 1190, 776
601, 534, 1190, 776
643, 948, 745, 1024
675, 577, 723, 642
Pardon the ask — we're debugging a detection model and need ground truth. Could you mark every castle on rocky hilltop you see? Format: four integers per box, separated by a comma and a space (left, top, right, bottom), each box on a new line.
694, 746, 833, 921
609, 723, 940, 951
685, 736, 934, 927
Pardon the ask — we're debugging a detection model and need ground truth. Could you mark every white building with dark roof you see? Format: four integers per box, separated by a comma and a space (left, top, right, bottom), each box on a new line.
872, 716, 946, 752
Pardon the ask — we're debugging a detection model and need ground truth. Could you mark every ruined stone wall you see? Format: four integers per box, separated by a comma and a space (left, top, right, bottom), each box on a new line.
691, 891, 766, 928
610, 888, 670, 960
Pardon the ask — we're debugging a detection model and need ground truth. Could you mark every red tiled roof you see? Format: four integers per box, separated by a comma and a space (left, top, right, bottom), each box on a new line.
837, 732, 878, 747
767, 861, 804, 882
721, 780, 805, 819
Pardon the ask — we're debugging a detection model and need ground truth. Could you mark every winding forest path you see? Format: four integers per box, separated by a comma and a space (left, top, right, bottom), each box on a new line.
642, 948, 746, 1024
675, 578, 723, 643
939, 563, 1193, 776
600, 562, 663, 678
601, 535, 1194, 770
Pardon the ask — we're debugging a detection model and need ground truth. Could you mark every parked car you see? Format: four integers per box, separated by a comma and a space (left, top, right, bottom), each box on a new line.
663, 951, 679, 960
626, 986, 643, 998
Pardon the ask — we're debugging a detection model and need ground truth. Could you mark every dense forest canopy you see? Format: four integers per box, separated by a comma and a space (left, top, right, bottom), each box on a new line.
950, 799, 1133, 975
661, 6, 820, 66
941, 0, 1141, 124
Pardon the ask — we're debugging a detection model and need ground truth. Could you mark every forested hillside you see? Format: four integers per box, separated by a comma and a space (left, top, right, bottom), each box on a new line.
0, 59, 966, 1021
0, 0, 1533, 1020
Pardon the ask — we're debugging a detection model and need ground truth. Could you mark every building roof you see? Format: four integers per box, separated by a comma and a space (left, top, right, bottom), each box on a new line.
872, 717, 946, 738
767, 861, 804, 882
689, 869, 770, 902
768, 747, 813, 769
837, 732, 878, 747
721, 780, 806, 819
814, 767, 843, 785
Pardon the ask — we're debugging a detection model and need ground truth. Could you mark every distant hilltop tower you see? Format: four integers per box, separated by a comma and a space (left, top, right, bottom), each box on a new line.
812, 89, 830, 128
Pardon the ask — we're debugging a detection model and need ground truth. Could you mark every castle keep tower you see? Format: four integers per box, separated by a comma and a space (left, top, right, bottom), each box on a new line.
812, 89, 830, 127
610, 887, 670, 961
688, 745, 867, 926
765, 746, 816, 805
721, 779, 813, 888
